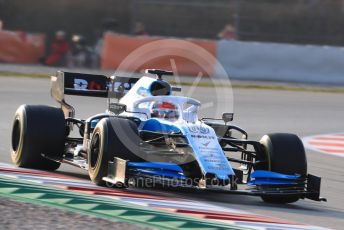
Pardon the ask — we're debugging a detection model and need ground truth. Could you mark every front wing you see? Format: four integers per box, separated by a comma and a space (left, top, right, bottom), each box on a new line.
103, 158, 326, 202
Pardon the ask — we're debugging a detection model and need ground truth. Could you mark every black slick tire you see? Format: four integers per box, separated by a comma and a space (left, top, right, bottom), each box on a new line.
258, 133, 307, 204
88, 117, 143, 186
11, 105, 65, 171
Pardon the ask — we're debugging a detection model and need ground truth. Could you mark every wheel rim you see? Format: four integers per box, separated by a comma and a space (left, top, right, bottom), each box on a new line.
90, 132, 100, 169
12, 118, 21, 152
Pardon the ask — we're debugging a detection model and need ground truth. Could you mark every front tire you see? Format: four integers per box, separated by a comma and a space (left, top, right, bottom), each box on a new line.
11, 105, 65, 170
88, 117, 144, 186
258, 133, 307, 204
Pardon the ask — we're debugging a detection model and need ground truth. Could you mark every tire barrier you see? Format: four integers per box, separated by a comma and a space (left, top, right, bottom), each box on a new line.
0, 30, 45, 64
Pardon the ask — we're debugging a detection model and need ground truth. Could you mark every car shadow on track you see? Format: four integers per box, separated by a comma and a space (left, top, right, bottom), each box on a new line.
55, 169, 89, 180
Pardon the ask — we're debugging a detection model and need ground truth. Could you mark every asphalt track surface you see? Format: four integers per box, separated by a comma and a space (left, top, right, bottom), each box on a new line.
0, 77, 343, 229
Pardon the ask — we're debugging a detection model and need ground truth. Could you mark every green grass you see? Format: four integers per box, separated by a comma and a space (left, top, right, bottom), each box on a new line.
0, 71, 49, 78
1, 71, 344, 94
231, 83, 344, 94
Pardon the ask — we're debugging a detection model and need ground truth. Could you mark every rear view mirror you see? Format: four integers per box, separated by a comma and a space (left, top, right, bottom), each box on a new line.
171, 86, 182, 92
222, 113, 234, 123
109, 103, 126, 114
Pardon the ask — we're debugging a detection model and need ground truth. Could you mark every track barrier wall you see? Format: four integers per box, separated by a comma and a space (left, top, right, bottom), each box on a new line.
1, 29, 343, 85
101, 33, 217, 76
101, 34, 344, 84
0, 30, 45, 64
216, 40, 344, 84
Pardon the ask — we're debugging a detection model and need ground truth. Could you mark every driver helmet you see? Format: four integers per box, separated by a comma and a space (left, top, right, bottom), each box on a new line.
150, 101, 179, 120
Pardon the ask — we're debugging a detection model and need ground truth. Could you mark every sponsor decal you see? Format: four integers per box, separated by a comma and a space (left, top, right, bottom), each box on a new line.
188, 126, 198, 133
200, 126, 210, 134
73, 79, 105, 90
191, 134, 215, 140
74, 78, 88, 90
188, 126, 210, 134
202, 141, 211, 147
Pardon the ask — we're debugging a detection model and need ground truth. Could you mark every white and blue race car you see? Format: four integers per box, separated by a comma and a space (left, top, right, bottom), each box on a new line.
11, 69, 326, 203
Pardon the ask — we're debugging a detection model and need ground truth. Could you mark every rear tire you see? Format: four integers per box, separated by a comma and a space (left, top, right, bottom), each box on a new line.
258, 133, 307, 204
11, 105, 65, 170
88, 117, 144, 186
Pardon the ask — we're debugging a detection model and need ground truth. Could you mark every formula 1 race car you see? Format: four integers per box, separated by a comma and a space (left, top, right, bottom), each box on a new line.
11, 69, 326, 203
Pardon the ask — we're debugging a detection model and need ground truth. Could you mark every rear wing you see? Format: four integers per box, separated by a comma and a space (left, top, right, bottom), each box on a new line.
51, 71, 140, 117
51, 71, 109, 101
